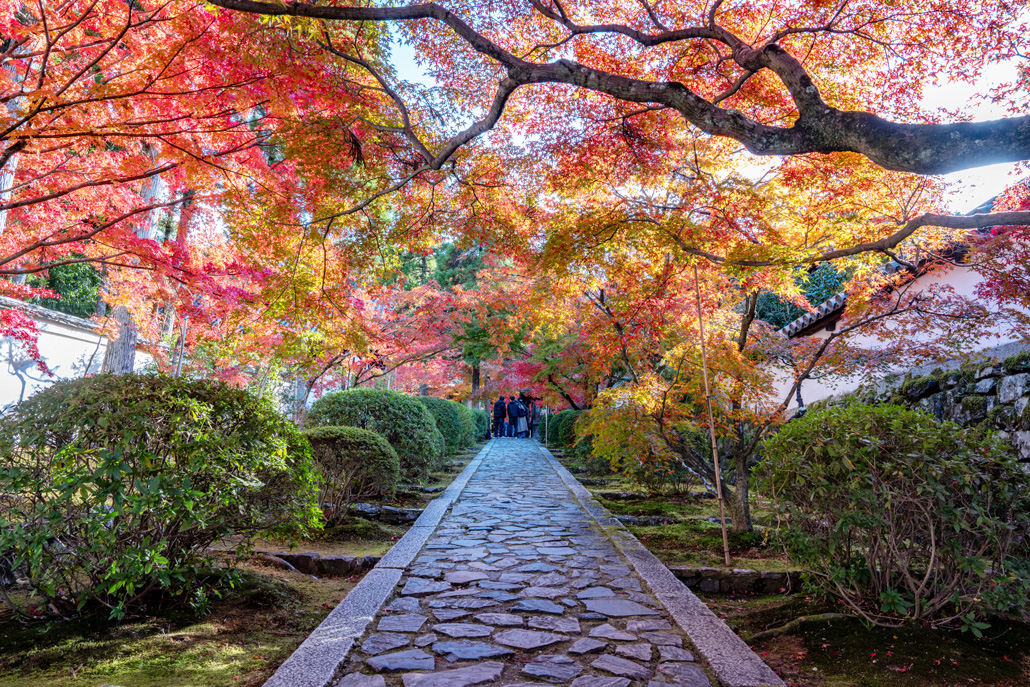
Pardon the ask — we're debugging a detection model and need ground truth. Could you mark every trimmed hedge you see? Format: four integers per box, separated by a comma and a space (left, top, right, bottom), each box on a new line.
419, 397, 464, 455
431, 426, 447, 467
308, 389, 441, 480
545, 409, 571, 447
472, 408, 490, 440
303, 426, 400, 524
456, 403, 476, 448
0, 374, 319, 620
548, 409, 582, 449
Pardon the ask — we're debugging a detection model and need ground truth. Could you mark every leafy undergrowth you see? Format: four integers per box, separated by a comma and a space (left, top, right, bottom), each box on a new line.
0, 562, 357, 687
0, 443, 487, 686
709, 594, 1030, 687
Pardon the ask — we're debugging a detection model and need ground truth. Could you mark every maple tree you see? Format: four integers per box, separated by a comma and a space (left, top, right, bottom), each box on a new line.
3, 0, 1029, 543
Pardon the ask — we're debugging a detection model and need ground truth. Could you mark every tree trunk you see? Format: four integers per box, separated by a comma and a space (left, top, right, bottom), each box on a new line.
722, 480, 750, 534
471, 361, 480, 394
100, 306, 138, 374
731, 452, 753, 532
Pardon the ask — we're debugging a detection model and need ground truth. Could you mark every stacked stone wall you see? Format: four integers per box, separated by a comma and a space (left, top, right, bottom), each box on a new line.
813, 352, 1030, 462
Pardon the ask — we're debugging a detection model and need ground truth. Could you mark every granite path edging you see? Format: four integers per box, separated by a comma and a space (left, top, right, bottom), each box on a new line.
262, 440, 496, 687
535, 442, 784, 687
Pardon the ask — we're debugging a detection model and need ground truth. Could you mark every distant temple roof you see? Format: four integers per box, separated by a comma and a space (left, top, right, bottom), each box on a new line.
779, 194, 1002, 339
779, 292, 848, 338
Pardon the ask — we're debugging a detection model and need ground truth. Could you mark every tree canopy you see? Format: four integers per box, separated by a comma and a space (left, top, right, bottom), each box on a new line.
3, 0, 1030, 529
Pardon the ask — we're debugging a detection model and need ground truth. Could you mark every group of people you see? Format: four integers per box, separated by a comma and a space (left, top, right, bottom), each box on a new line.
492, 394, 533, 438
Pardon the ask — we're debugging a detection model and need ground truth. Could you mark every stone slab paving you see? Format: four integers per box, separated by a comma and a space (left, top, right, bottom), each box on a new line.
264, 439, 783, 687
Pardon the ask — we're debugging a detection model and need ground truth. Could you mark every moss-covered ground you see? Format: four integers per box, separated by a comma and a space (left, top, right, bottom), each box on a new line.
0, 562, 353, 687
710, 593, 1030, 686
0, 442, 486, 686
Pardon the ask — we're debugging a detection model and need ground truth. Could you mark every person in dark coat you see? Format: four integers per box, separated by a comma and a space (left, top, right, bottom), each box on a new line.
506, 395, 518, 437
492, 395, 506, 438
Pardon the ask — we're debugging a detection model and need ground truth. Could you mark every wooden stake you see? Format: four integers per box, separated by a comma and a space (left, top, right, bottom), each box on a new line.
693, 264, 732, 566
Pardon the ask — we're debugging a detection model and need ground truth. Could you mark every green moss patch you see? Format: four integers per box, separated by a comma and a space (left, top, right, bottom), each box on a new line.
0, 565, 356, 687
1002, 351, 1030, 374
628, 521, 787, 570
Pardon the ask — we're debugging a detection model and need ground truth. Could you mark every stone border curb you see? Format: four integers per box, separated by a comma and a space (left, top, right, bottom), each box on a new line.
262, 440, 495, 687
536, 442, 784, 687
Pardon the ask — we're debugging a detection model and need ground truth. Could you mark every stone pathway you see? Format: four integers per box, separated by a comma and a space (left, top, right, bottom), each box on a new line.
268, 439, 782, 687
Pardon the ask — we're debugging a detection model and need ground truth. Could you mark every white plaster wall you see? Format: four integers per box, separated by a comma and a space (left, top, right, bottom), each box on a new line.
771, 263, 1028, 410
1, 302, 153, 411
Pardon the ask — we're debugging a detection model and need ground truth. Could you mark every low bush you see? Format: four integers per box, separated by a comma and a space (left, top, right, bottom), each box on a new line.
546, 409, 576, 448
472, 408, 490, 441
0, 374, 320, 620
302, 426, 400, 524
431, 427, 447, 468
556, 410, 583, 449
307, 389, 441, 480
418, 397, 463, 455
759, 403, 1030, 633
456, 403, 476, 448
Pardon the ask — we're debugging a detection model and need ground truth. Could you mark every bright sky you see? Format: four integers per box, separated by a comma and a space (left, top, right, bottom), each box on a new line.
390, 33, 1027, 215
924, 60, 1027, 213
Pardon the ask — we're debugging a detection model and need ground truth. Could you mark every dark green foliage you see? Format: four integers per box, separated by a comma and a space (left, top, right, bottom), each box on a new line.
628, 436, 700, 494
418, 397, 464, 454
472, 409, 490, 441
302, 426, 400, 524
755, 262, 848, 329
431, 427, 447, 467
307, 389, 441, 480
759, 403, 1030, 632
546, 409, 577, 448
555, 410, 583, 449
456, 403, 475, 448
432, 243, 486, 289
568, 434, 607, 474
0, 374, 320, 620
28, 261, 102, 319
390, 243, 485, 291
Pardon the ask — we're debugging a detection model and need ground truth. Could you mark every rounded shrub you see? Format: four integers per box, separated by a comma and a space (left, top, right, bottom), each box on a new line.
0, 374, 320, 620
556, 410, 583, 449
302, 426, 400, 524
307, 389, 441, 480
418, 396, 463, 455
431, 426, 447, 468
456, 403, 476, 448
545, 409, 575, 447
759, 403, 1030, 632
472, 408, 489, 441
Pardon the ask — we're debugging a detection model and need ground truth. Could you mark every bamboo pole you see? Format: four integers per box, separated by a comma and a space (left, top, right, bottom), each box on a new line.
693, 264, 732, 566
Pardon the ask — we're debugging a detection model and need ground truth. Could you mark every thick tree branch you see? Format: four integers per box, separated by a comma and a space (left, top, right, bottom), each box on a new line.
210, 0, 1030, 175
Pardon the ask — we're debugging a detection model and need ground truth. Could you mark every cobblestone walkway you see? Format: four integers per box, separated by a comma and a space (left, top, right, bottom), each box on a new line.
270, 439, 782, 687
